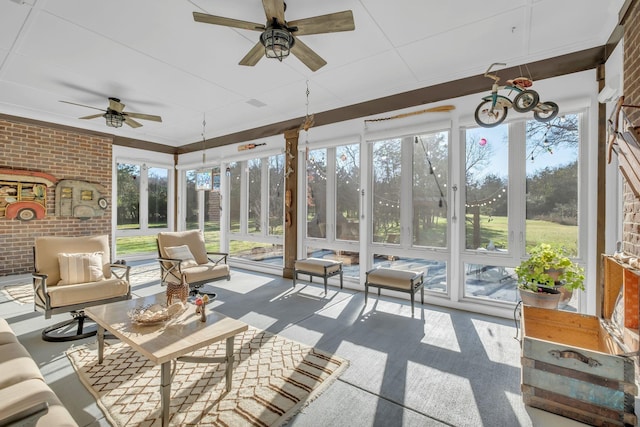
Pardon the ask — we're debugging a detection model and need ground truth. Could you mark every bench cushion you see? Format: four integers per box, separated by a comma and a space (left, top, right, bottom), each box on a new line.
366, 268, 423, 290
295, 258, 342, 275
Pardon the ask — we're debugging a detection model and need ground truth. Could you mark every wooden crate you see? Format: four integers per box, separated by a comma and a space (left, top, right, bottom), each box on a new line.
521, 256, 639, 426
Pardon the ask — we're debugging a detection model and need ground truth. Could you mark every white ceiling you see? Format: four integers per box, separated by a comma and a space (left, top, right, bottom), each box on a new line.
0, 0, 624, 149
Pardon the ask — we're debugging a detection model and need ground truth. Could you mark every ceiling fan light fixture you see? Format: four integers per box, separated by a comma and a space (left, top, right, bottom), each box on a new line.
261, 26, 294, 62
104, 111, 124, 128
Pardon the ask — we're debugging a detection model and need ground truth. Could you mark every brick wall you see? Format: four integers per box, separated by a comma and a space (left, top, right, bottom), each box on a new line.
623, 0, 640, 256
0, 118, 112, 276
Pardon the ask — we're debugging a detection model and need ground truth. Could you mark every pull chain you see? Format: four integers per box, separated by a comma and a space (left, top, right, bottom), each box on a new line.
201, 114, 206, 164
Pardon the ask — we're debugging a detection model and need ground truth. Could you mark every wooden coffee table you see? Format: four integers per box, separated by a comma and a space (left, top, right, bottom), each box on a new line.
84, 294, 248, 427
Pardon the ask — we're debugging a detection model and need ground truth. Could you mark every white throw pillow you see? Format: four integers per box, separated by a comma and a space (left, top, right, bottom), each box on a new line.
58, 252, 105, 285
164, 245, 198, 269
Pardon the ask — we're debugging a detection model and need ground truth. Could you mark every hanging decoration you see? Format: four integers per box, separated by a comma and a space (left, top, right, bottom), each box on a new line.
415, 136, 447, 209
300, 80, 314, 161
364, 105, 455, 123
479, 138, 487, 147
196, 115, 212, 191
238, 142, 266, 151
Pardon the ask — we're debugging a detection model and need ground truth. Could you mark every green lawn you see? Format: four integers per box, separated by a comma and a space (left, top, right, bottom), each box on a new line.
116, 216, 577, 256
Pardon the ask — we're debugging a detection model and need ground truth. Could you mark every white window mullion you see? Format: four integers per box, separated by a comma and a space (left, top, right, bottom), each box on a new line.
139, 165, 149, 230
326, 147, 337, 242
240, 160, 248, 235
261, 157, 269, 236
400, 136, 413, 247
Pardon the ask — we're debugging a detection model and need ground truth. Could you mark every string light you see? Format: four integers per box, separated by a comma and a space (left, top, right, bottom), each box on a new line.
465, 187, 507, 208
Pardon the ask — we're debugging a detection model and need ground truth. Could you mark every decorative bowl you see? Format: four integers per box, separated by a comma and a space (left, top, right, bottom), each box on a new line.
128, 302, 185, 325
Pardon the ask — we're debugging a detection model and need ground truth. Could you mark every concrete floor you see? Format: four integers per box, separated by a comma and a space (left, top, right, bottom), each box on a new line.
1, 261, 591, 427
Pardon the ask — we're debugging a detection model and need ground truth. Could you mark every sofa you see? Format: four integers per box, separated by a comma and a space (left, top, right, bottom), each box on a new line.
0, 317, 77, 426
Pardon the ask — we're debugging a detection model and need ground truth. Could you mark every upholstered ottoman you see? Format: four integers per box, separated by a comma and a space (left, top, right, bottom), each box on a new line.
364, 268, 425, 317
293, 258, 343, 294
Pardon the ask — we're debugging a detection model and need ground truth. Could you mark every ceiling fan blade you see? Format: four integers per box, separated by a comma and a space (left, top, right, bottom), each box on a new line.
239, 42, 265, 66
125, 112, 162, 122
290, 37, 327, 72
59, 100, 105, 112
78, 113, 104, 120
108, 98, 125, 113
124, 117, 143, 128
288, 10, 355, 35
193, 12, 265, 31
262, 0, 285, 24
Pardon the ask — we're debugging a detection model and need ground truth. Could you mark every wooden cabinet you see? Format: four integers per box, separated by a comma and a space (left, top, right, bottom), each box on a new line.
520, 255, 638, 426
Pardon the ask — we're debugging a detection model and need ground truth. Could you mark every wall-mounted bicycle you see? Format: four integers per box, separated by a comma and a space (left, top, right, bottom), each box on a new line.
474, 63, 559, 128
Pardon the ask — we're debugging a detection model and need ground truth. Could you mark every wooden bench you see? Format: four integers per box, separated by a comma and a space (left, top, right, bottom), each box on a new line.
364, 268, 425, 317
293, 258, 343, 294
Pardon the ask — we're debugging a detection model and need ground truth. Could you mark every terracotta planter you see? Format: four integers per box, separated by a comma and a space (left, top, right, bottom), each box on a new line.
519, 287, 561, 309
554, 285, 573, 307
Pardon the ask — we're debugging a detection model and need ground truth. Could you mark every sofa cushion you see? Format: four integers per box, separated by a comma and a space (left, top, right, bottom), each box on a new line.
0, 318, 19, 346
0, 378, 78, 426
43, 277, 129, 308
164, 245, 198, 269
57, 252, 105, 285
0, 342, 45, 388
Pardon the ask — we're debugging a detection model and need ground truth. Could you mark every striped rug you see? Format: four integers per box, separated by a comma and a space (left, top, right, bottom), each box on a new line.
67, 326, 348, 426
1, 283, 33, 305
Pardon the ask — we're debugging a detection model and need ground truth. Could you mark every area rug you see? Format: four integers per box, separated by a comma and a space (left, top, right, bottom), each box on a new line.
67, 326, 348, 426
1, 283, 33, 305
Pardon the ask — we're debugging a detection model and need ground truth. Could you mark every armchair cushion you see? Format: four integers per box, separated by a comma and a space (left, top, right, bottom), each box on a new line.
164, 245, 198, 269
157, 230, 209, 264
34, 235, 112, 285
181, 262, 230, 285
57, 252, 105, 285
38, 277, 129, 309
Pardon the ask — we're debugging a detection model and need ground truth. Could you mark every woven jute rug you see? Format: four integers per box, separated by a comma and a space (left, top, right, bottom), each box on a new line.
67, 326, 348, 426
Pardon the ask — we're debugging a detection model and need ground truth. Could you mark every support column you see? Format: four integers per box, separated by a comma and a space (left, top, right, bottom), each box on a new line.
283, 128, 299, 279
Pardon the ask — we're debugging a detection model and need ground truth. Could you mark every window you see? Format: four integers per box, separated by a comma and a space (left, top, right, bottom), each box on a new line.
115, 162, 172, 257
464, 125, 509, 251
307, 149, 327, 239
369, 131, 449, 293
116, 163, 140, 229
268, 155, 285, 236
525, 115, 579, 255
148, 167, 168, 228
462, 112, 585, 310
304, 144, 361, 279
336, 145, 360, 241
228, 154, 284, 266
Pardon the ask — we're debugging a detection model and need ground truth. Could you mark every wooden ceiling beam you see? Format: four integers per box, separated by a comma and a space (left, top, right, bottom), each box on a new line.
178, 46, 606, 154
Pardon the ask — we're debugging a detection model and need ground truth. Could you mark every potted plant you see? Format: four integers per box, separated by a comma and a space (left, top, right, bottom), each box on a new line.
515, 243, 585, 308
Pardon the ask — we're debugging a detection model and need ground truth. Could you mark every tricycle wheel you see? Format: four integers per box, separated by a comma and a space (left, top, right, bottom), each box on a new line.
534, 101, 559, 122
474, 100, 508, 128
513, 90, 539, 113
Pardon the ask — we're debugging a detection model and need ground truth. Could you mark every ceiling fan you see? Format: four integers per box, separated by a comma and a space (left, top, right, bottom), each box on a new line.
193, 0, 355, 71
60, 97, 162, 128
